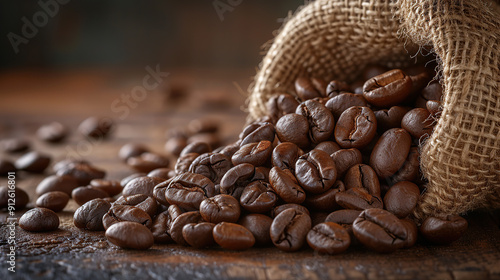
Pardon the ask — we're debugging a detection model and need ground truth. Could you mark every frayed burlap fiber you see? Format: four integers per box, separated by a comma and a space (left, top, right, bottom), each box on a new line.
247, 0, 500, 221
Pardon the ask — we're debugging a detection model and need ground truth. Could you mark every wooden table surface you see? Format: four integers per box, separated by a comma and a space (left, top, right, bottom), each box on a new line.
0, 70, 499, 280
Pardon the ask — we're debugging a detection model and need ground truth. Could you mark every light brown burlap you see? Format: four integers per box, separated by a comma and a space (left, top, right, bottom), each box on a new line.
247, 0, 500, 221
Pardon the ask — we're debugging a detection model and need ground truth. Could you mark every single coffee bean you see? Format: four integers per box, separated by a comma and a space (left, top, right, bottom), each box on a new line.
353, 208, 407, 253
295, 77, 324, 101
151, 205, 183, 243
374, 106, 410, 132
307, 222, 351, 254
419, 215, 468, 245
401, 108, 434, 139
73, 198, 111, 231
330, 148, 363, 178
79, 116, 114, 139
326, 80, 351, 97
383, 181, 420, 218
213, 222, 255, 250
275, 113, 310, 149
239, 122, 275, 146
36, 175, 79, 196
1, 138, 30, 153
114, 194, 157, 217
15, 151, 51, 173
122, 176, 165, 197
231, 141, 272, 167
325, 209, 362, 238
56, 163, 106, 185
19, 207, 59, 232
217, 142, 241, 158
325, 92, 368, 120
52, 159, 89, 173
120, 173, 146, 188
426, 100, 441, 116
344, 164, 380, 196
200, 194, 241, 224
270, 208, 312, 252
189, 153, 232, 184
304, 180, 345, 212
239, 214, 273, 246
370, 128, 412, 178
118, 143, 149, 162
266, 93, 300, 123
102, 204, 152, 230
72, 186, 109, 206
314, 141, 341, 155
295, 100, 335, 145
90, 179, 123, 197
106, 221, 154, 250
180, 141, 212, 157
334, 106, 377, 149
170, 211, 204, 246
152, 178, 172, 206
363, 69, 413, 107
175, 152, 200, 174
36, 191, 69, 212
295, 149, 337, 194
269, 167, 306, 204
37, 122, 67, 143
389, 146, 420, 184
0, 185, 29, 210
165, 172, 215, 211
0, 159, 16, 175
239, 181, 278, 213
147, 167, 175, 180
127, 152, 170, 173
182, 222, 216, 248
415, 81, 442, 108
271, 203, 310, 218
335, 188, 383, 210
271, 142, 303, 172
165, 136, 188, 157
220, 163, 258, 198
400, 218, 418, 248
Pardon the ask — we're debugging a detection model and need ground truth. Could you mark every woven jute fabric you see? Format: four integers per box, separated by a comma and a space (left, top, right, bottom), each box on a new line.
247, 0, 500, 221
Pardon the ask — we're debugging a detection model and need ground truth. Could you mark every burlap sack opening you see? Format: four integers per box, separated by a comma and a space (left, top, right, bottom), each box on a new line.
247, 0, 500, 221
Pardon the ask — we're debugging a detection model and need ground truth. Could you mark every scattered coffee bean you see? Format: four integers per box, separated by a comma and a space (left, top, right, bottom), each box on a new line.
119, 143, 149, 162
1, 138, 30, 153
106, 221, 154, 250
37, 122, 67, 143
36, 191, 69, 212
79, 117, 114, 139
419, 215, 468, 245
73, 198, 111, 231
36, 175, 79, 196
19, 207, 59, 232
127, 152, 170, 173
15, 151, 51, 173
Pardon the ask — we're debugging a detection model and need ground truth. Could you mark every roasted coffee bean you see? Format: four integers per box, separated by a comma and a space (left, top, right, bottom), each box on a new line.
200, 194, 241, 223
270, 208, 311, 252
426, 100, 441, 117
325, 209, 361, 238
188, 118, 219, 134
182, 222, 216, 248
122, 176, 165, 197
165, 172, 215, 211
326, 80, 351, 97
120, 173, 146, 188
19, 207, 59, 232
217, 142, 241, 158
151, 205, 183, 243
335, 188, 383, 210
79, 116, 114, 139
114, 194, 157, 217
374, 106, 410, 132
147, 168, 176, 180
401, 108, 434, 139
0, 159, 16, 175
73, 198, 111, 231
118, 143, 149, 162
1, 138, 30, 153
52, 159, 89, 173
353, 208, 407, 253
271, 203, 310, 218
37, 122, 67, 143
0, 185, 29, 210
419, 215, 468, 245
175, 152, 200, 174
56, 163, 106, 185
295, 100, 335, 145
295, 149, 337, 194
170, 211, 204, 246
363, 69, 413, 107
334, 106, 377, 149
266, 93, 300, 123
389, 146, 420, 184
239, 214, 273, 246
401, 218, 418, 248
415, 81, 442, 108
269, 167, 306, 204
307, 222, 351, 254
187, 133, 221, 150
189, 153, 232, 184
239, 122, 275, 146
239, 181, 278, 213
325, 92, 368, 120
127, 152, 170, 173
314, 141, 341, 155
180, 141, 212, 157
383, 181, 420, 218
231, 141, 272, 167
102, 204, 152, 230
164, 136, 188, 157
90, 179, 123, 197
344, 164, 380, 196
370, 128, 412, 178
36, 175, 79, 196
362, 65, 389, 81
36, 191, 69, 212
15, 151, 51, 173
304, 180, 345, 212
275, 113, 310, 149
213, 222, 255, 250
152, 178, 171, 206
295, 77, 324, 101
219, 163, 258, 198
330, 148, 363, 178
271, 142, 303, 172
106, 221, 154, 250
72, 186, 109, 206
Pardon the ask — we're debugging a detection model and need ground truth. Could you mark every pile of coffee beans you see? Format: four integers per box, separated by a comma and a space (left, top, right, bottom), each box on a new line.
2, 65, 470, 254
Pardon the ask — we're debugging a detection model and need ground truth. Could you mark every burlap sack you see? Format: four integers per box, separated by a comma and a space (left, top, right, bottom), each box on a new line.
247, 0, 500, 221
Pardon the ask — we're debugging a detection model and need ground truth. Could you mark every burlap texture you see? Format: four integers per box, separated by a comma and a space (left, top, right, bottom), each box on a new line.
247, 0, 500, 221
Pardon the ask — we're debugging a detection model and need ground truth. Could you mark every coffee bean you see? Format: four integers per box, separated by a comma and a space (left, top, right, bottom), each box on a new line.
326, 80, 351, 97
52, 159, 89, 173
374, 106, 410, 132
120, 173, 146, 188
271, 142, 303, 172
36, 175, 79, 196
370, 128, 412, 178
400, 218, 418, 248
0, 159, 16, 175
334, 106, 377, 149
219, 163, 257, 198
175, 152, 200, 174
37, 122, 67, 143
325, 209, 361, 238
56, 163, 106, 185
118, 143, 149, 162
73, 198, 111, 231
170, 211, 204, 246
189, 153, 232, 184
295, 100, 335, 145
114, 194, 157, 217
127, 152, 170, 173
363, 69, 413, 107
213, 222, 255, 250
401, 108, 434, 139
122, 176, 165, 197
344, 164, 380, 196
389, 146, 420, 184
419, 215, 468, 245
239, 122, 275, 146
180, 141, 212, 157
182, 222, 216, 248
102, 204, 152, 230
200, 194, 241, 223
165, 172, 215, 211
239, 181, 278, 213
314, 141, 341, 155
335, 188, 383, 210
79, 117, 114, 139
269, 167, 306, 204
72, 186, 109, 206
330, 148, 363, 178
239, 214, 273, 246
426, 100, 441, 117
271, 203, 310, 218
0, 185, 29, 210
353, 208, 407, 253
151, 205, 183, 243
295, 77, 324, 101
188, 119, 219, 134
90, 179, 123, 197
152, 178, 171, 206
383, 181, 420, 218
270, 208, 311, 252
19, 207, 59, 232
106, 221, 154, 250
266, 93, 300, 123
216, 142, 241, 158
1, 138, 30, 153
303, 180, 345, 212
15, 151, 51, 173
415, 81, 442, 108
295, 149, 337, 194
165, 136, 188, 157
147, 167, 176, 180
307, 222, 351, 254
36, 191, 69, 212
325, 92, 367, 120
231, 141, 272, 167
187, 133, 221, 150
275, 113, 310, 149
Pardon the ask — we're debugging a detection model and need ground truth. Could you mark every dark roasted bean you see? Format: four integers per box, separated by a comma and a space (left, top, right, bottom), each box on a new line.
325, 92, 367, 120
238, 214, 273, 246
295, 100, 335, 145
165, 172, 215, 211
0, 185, 29, 210
79, 117, 114, 139
330, 148, 363, 179
334, 106, 377, 149
374, 106, 410, 132
239, 122, 275, 146
15, 151, 51, 173
344, 164, 380, 196
213, 222, 255, 250
271, 142, 303, 172
189, 153, 232, 184
383, 181, 420, 218
231, 141, 272, 167
175, 152, 200, 174
180, 141, 212, 157
106, 221, 154, 250
73, 198, 111, 231
36, 175, 79, 196
36, 191, 69, 212
90, 179, 123, 197
271, 203, 310, 218
419, 215, 468, 245
151, 205, 183, 243
304, 181, 345, 212
307, 222, 351, 254
401, 108, 434, 139
19, 208, 59, 232
295, 149, 337, 194
72, 186, 109, 206
114, 194, 157, 217
269, 167, 306, 204
122, 176, 165, 197
370, 128, 412, 179
102, 204, 152, 230
170, 211, 204, 246
118, 143, 149, 162
266, 93, 300, 123
275, 113, 310, 149
314, 141, 341, 155
127, 152, 170, 173
56, 163, 106, 186
335, 188, 383, 210
182, 222, 216, 248
363, 69, 413, 107
270, 208, 311, 252
239, 181, 278, 213
200, 194, 241, 224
